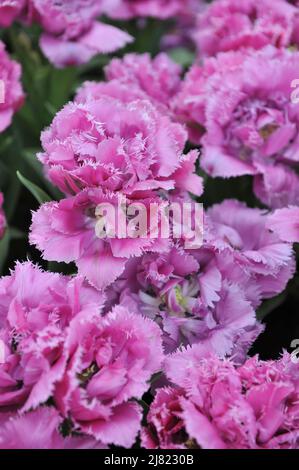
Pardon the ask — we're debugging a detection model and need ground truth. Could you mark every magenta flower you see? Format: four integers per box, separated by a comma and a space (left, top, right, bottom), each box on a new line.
143, 349, 299, 449
0, 262, 104, 412
0, 0, 25, 27
0, 41, 24, 132
175, 46, 299, 207
38, 97, 202, 197
194, 0, 298, 57
267, 206, 299, 243
0, 408, 105, 449
27, 0, 133, 68
54, 306, 163, 448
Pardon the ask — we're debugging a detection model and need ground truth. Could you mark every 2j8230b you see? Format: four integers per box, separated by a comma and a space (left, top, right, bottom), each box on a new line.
147, 454, 194, 466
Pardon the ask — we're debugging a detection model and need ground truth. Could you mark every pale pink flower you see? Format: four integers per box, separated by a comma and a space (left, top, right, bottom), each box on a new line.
106, 199, 295, 356
0, 262, 104, 412
0, 408, 105, 449
206, 199, 296, 300
253, 164, 299, 209
143, 349, 299, 449
54, 306, 163, 448
30, 188, 169, 290
75, 80, 150, 106
0, 41, 24, 132
107, 244, 262, 358
38, 97, 202, 197
76, 53, 182, 117
98, 0, 200, 20
104, 53, 182, 108
173, 50, 247, 143
267, 206, 299, 243
28, 0, 133, 67
175, 46, 299, 207
0, 0, 25, 27
194, 0, 298, 57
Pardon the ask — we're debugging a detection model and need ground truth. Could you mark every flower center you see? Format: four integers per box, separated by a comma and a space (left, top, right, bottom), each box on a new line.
77, 362, 99, 386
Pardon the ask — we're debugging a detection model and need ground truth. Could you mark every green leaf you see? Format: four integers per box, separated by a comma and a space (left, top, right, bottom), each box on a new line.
150, 371, 163, 385
16, 171, 51, 204
22, 149, 44, 176
10, 227, 26, 240
22, 150, 63, 200
138, 399, 149, 411
168, 47, 195, 68
0, 136, 13, 154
